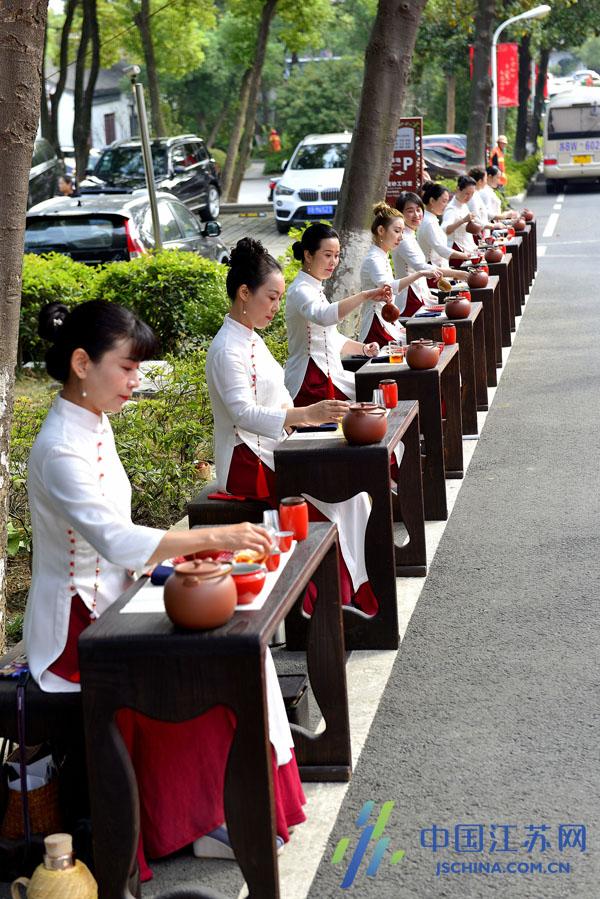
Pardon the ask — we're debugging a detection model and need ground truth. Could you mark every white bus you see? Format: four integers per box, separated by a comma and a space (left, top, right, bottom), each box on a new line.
543, 86, 600, 192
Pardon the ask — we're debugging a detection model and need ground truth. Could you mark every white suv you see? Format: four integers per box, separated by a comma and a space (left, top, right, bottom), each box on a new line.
273, 132, 351, 234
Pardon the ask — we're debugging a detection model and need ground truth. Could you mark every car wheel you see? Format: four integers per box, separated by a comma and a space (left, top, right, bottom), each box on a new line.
276, 221, 290, 234
545, 180, 556, 194
200, 185, 220, 221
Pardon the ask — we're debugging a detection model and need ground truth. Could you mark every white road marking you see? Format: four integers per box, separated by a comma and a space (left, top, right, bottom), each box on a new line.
538, 245, 547, 256
235, 289, 537, 899
543, 213, 559, 238
553, 203, 562, 211
557, 193, 565, 202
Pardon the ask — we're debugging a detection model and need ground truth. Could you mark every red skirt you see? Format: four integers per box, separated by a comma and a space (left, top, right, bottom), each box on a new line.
226, 445, 379, 616
49, 594, 306, 881
449, 242, 467, 268
364, 314, 398, 347
293, 358, 349, 407
400, 286, 424, 317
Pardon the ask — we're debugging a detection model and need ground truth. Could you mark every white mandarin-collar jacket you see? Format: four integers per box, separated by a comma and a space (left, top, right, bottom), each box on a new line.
468, 188, 490, 224
392, 231, 436, 314
24, 395, 165, 692
418, 210, 455, 268
359, 244, 405, 342
206, 315, 291, 485
284, 270, 355, 400
442, 197, 477, 254
480, 184, 502, 219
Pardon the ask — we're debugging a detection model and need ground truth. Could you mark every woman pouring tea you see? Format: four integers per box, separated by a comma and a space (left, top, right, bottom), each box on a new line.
206, 237, 381, 617
24, 300, 305, 880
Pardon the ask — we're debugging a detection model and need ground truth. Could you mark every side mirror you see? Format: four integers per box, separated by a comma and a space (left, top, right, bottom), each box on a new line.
203, 220, 221, 237
280, 159, 288, 172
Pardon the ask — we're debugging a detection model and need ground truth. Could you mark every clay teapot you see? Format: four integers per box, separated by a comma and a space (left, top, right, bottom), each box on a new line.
342, 402, 388, 446
381, 301, 400, 323
405, 339, 440, 371
465, 220, 482, 236
521, 208, 534, 222
467, 267, 488, 289
513, 217, 526, 232
164, 559, 237, 629
484, 245, 503, 264
445, 296, 471, 319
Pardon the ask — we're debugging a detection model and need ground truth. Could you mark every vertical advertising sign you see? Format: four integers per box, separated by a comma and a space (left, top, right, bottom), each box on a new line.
385, 117, 423, 204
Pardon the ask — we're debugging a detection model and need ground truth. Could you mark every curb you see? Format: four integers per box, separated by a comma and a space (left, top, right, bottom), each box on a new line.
221, 203, 273, 214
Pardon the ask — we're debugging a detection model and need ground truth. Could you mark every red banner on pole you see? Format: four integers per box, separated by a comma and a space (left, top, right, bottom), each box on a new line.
469, 43, 519, 107
385, 117, 423, 204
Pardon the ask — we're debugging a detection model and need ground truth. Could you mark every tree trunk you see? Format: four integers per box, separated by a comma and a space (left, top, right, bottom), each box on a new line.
207, 87, 233, 148
514, 35, 531, 161
73, 0, 100, 180
466, 0, 497, 166
49, 0, 78, 153
446, 72, 456, 132
529, 47, 549, 147
220, 68, 252, 199
40, 21, 51, 140
0, 0, 47, 652
134, 0, 165, 137
226, 0, 278, 202
329, 0, 428, 307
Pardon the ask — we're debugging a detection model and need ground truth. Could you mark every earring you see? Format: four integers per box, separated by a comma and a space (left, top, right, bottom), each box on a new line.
242, 302, 247, 315
81, 387, 87, 398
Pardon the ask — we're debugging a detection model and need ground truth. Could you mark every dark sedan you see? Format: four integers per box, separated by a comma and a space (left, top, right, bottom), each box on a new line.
24, 191, 229, 265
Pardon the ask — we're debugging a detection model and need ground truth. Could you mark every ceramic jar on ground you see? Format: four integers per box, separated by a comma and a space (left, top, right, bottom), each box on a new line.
164, 560, 237, 629
342, 403, 388, 445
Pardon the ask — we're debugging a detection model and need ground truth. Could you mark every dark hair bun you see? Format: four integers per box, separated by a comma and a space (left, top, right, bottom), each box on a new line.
292, 241, 304, 261
38, 303, 70, 343
229, 237, 267, 268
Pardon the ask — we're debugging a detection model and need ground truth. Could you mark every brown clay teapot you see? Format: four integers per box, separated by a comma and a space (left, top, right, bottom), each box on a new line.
445, 296, 471, 319
513, 217, 526, 232
521, 208, 534, 222
381, 301, 400, 323
405, 339, 440, 371
467, 267, 488, 289
164, 559, 237, 629
484, 245, 503, 264
342, 402, 388, 446
466, 220, 482, 235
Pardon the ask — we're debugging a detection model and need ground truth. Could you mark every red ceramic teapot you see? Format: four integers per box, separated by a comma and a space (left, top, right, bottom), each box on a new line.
521, 208, 534, 222
164, 560, 237, 629
467, 267, 488, 289
381, 301, 400, 323
342, 403, 388, 445
445, 297, 471, 319
484, 246, 503, 264
514, 218, 526, 232
405, 339, 440, 371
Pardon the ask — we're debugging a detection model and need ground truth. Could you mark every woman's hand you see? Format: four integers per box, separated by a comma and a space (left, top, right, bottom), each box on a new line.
462, 212, 475, 225
209, 523, 273, 555
365, 284, 393, 304
363, 342, 380, 358
305, 399, 350, 425
417, 268, 442, 281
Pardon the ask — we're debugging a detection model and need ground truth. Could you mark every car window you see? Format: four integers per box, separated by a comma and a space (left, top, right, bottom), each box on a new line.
95, 146, 168, 182
170, 202, 200, 238
291, 143, 349, 170
194, 142, 209, 162
172, 143, 199, 169
25, 216, 120, 250
141, 200, 183, 242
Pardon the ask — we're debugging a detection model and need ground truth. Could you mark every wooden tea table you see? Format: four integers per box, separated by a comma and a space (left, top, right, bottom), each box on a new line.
465, 275, 501, 383
274, 401, 426, 652
484, 254, 514, 346
404, 301, 487, 430
355, 345, 462, 521
504, 237, 526, 313
79, 522, 351, 899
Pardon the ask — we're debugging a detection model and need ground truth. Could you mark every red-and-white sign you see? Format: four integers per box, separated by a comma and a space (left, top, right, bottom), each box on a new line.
469, 43, 519, 107
386, 117, 423, 204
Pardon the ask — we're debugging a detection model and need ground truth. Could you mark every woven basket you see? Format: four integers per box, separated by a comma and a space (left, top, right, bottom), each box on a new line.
0, 778, 62, 841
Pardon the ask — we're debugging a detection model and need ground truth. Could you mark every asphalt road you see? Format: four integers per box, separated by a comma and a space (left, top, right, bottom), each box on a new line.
4, 180, 599, 899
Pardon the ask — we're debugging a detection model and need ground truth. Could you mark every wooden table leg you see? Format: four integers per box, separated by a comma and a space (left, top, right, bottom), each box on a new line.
442, 352, 463, 478
418, 380, 448, 520
456, 326, 478, 434
295, 542, 352, 779
476, 296, 497, 388
394, 413, 426, 576
473, 312, 488, 411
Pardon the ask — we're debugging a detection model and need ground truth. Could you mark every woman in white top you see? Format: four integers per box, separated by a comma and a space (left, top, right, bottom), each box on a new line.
467, 166, 492, 224
441, 175, 483, 263
285, 223, 392, 404
207, 237, 381, 619
419, 183, 472, 268
25, 300, 301, 878
392, 192, 452, 317
481, 164, 518, 222
359, 202, 430, 345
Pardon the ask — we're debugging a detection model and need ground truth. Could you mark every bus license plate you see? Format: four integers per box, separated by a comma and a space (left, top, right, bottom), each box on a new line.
573, 154, 592, 164
307, 204, 334, 215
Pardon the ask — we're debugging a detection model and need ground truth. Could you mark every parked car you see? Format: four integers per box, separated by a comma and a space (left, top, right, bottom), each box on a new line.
273, 132, 351, 234
24, 191, 229, 265
423, 147, 466, 180
423, 133, 467, 153
81, 135, 221, 221
61, 146, 102, 177
28, 138, 64, 209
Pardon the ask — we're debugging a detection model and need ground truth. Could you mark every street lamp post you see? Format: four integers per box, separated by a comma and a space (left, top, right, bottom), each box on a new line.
124, 65, 162, 250
491, 4, 551, 148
